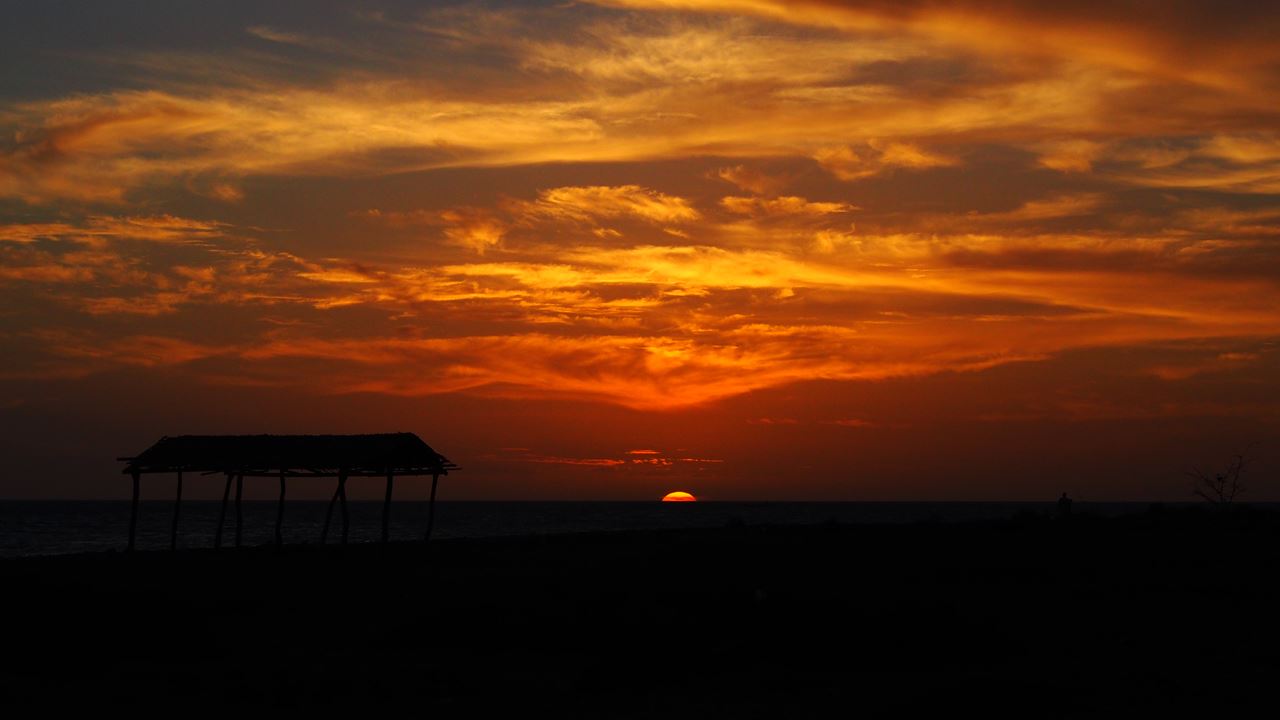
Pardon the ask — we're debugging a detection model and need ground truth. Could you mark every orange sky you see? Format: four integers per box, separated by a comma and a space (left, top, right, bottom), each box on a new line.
1, 1, 1278, 500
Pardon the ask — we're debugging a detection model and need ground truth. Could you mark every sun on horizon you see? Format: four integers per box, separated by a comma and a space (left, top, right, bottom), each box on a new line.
662, 491, 697, 502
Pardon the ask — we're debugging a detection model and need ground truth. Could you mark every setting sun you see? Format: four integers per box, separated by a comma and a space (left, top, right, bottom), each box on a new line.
662, 491, 697, 502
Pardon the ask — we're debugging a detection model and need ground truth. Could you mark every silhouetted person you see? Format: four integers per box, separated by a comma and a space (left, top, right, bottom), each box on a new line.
1057, 492, 1073, 518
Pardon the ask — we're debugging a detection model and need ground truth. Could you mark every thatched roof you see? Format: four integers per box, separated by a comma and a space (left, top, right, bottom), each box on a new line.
120, 433, 457, 477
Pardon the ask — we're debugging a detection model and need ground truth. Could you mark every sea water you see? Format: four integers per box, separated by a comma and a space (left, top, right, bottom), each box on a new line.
0, 500, 1205, 557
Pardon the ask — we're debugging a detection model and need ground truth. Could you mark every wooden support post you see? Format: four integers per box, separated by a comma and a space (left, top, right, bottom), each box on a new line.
215, 472, 232, 549
321, 481, 340, 545
170, 470, 183, 551
424, 472, 440, 543
275, 470, 286, 548
339, 471, 349, 545
234, 473, 244, 549
127, 471, 141, 553
382, 472, 395, 544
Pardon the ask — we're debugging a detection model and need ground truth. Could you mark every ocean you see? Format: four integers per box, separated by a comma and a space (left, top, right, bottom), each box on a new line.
0, 500, 1197, 557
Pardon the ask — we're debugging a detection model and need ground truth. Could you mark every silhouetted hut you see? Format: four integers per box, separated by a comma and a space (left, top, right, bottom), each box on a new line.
118, 433, 458, 552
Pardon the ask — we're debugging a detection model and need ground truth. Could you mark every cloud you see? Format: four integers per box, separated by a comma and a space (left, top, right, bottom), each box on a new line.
2, 6, 1273, 207
0, 262, 94, 283
494, 447, 721, 467
521, 185, 700, 224
826, 418, 876, 428
811, 228, 859, 254
201, 182, 246, 202
716, 165, 789, 195
589, 1, 1280, 89
0, 87, 603, 203
0, 214, 235, 316
0, 223, 81, 244
1036, 139, 1104, 173
15, 208, 1277, 410
815, 141, 956, 181
0, 216, 336, 316
5, 0, 1280, 423
441, 209, 507, 254
212, 328, 1032, 409
980, 194, 1105, 223
520, 14, 913, 86
45, 333, 226, 368
245, 26, 312, 46
1104, 135, 1280, 194
720, 195, 854, 217
1146, 348, 1266, 381
355, 205, 508, 254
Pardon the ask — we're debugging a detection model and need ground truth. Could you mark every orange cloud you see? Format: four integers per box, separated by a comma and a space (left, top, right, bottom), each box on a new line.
34, 236, 1274, 409
0, 0, 1275, 217
716, 165, 789, 195
441, 209, 507, 254
0, 215, 226, 244
1108, 136, 1280, 194
590, 1, 1280, 89
520, 185, 700, 225
1037, 139, 1105, 173
5, 1, 1280, 425
978, 194, 1105, 223
720, 195, 853, 217
815, 141, 956, 181
1, 11, 1269, 207
494, 447, 722, 467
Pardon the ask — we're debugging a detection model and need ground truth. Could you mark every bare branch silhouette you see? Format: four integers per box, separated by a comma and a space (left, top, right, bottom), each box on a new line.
1188, 452, 1250, 505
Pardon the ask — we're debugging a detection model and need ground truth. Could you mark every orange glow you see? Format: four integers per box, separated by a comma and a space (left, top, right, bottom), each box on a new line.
662, 491, 697, 502
3, 2, 1279, 502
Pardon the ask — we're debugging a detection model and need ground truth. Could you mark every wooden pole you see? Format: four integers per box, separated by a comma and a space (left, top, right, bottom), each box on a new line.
382, 472, 395, 544
339, 471, 349, 545
321, 481, 340, 544
275, 470, 286, 548
215, 472, 232, 549
127, 471, 141, 553
424, 472, 440, 543
170, 470, 183, 551
234, 473, 244, 548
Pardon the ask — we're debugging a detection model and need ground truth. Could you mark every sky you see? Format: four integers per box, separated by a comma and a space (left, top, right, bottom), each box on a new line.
2, 0, 1279, 501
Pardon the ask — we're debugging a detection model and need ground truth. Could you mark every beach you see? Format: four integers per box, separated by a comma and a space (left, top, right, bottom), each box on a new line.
5, 509, 1280, 715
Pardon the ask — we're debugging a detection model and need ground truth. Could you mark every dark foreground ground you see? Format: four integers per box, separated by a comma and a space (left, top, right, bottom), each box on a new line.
5, 507, 1280, 717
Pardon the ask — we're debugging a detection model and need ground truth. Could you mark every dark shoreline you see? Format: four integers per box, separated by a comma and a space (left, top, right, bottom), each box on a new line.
6, 509, 1280, 715
8, 499, 1269, 559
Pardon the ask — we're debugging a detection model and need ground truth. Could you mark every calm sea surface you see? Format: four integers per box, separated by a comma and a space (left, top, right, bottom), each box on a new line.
0, 500, 1210, 557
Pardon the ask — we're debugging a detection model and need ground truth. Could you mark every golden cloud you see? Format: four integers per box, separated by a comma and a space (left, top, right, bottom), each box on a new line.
520, 185, 700, 224
5, 1, 1280, 421
720, 195, 854, 217
0, 215, 226, 244
716, 165, 789, 195
16, 206, 1276, 409
589, 1, 1280, 90
1036, 139, 1105, 173
0, 1, 1275, 209
814, 141, 956, 181
441, 209, 507, 254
